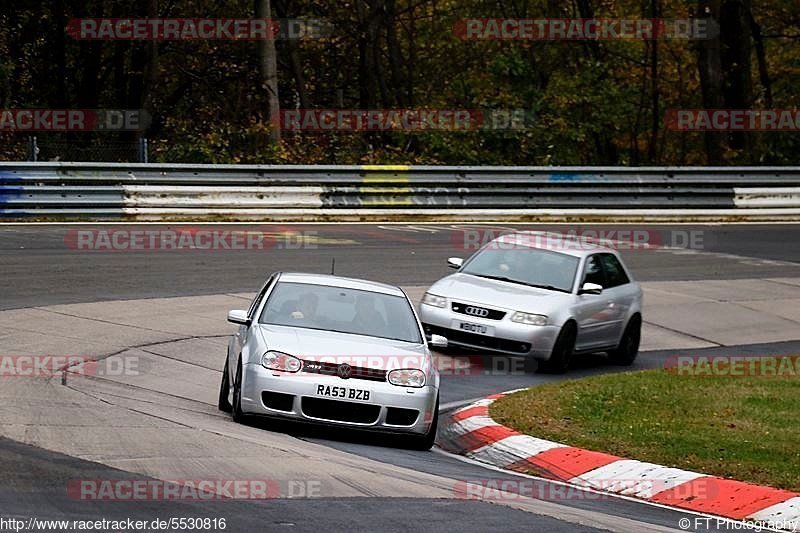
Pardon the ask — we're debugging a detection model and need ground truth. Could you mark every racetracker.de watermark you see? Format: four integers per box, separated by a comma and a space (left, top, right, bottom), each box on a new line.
666, 109, 800, 131
68, 479, 321, 500
286, 354, 531, 377
454, 477, 719, 501
0, 355, 139, 378
64, 229, 319, 251
276, 109, 535, 132
664, 355, 800, 377
454, 18, 718, 40
67, 18, 334, 40
0, 109, 148, 132
452, 228, 705, 252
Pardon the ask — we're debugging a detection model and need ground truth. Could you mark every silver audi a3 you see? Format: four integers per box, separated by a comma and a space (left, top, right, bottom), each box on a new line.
219, 272, 443, 449
419, 232, 643, 373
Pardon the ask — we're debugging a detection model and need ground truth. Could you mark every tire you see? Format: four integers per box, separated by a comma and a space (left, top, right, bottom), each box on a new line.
523, 357, 538, 374
608, 316, 641, 366
408, 396, 439, 451
231, 359, 247, 424
537, 323, 576, 374
218, 357, 232, 412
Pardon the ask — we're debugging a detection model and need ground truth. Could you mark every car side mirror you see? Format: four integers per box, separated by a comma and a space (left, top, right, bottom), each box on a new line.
579, 282, 603, 295
447, 257, 463, 269
429, 334, 448, 349
227, 309, 251, 325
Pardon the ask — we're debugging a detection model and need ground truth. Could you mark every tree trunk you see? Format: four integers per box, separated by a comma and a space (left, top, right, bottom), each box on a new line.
140, 0, 159, 137
356, 0, 377, 109
274, 0, 309, 109
255, 0, 281, 142
749, 9, 773, 108
648, 0, 660, 163
52, 0, 68, 108
384, 0, 406, 107
720, 0, 753, 152
696, 0, 725, 164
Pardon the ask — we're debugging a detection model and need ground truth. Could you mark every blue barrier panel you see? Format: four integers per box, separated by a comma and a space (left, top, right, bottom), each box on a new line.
0, 170, 24, 214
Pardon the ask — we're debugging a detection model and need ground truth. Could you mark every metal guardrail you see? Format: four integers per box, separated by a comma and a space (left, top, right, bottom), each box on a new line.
1, 163, 800, 221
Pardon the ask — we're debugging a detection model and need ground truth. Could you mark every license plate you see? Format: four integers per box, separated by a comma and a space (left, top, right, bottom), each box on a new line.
316, 384, 371, 402
454, 320, 494, 336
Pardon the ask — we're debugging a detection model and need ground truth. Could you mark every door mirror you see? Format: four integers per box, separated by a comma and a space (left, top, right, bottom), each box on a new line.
429, 334, 448, 349
579, 282, 603, 295
447, 257, 464, 269
227, 309, 250, 325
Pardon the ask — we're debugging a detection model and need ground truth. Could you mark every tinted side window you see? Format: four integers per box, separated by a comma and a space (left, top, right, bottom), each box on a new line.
582, 255, 605, 287
600, 254, 630, 288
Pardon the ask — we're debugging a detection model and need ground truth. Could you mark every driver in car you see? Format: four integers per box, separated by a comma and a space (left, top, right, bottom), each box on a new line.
498, 250, 527, 277
284, 292, 319, 323
352, 294, 387, 336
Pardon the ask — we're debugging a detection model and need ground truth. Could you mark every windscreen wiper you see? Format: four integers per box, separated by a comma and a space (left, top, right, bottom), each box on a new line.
525, 283, 569, 293
472, 274, 569, 293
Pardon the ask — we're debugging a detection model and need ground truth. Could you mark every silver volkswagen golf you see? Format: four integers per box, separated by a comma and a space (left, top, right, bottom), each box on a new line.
418, 232, 643, 373
219, 272, 443, 450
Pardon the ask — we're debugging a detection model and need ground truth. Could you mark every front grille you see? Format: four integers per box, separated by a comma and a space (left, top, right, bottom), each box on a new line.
451, 302, 506, 320
261, 391, 295, 412
424, 324, 531, 354
301, 397, 381, 424
301, 360, 386, 382
385, 407, 419, 426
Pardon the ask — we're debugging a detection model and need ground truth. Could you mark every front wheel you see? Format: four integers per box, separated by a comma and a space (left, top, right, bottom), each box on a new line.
217, 357, 232, 412
537, 323, 576, 374
231, 359, 248, 423
407, 396, 439, 450
608, 316, 641, 366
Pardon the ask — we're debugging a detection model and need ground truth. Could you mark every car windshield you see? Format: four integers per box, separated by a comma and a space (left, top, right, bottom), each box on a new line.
461, 246, 579, 293
260, 282, 422, 344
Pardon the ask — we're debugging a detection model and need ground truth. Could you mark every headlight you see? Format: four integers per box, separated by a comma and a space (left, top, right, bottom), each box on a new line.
422, 292, 446, 308
261, 351, 302, 373
388, 368, 426, 388
510, 312, 548, 326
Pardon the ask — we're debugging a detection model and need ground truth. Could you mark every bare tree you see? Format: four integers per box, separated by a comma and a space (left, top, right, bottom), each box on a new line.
720, 0, 753, 153
255, 0, 280, 142
696, 0, 724, 164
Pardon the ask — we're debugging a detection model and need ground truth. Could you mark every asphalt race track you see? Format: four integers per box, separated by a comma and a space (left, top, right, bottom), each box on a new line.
2, 223, 799, 310
2, 223, 799, 532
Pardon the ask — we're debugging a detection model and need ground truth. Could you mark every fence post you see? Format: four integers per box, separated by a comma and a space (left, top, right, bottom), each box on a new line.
139, 137, 149, 163
28, 136, 38, 161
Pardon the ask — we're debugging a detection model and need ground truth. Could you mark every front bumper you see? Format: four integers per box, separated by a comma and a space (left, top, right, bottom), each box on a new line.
419, 303, 560, 360
240, 363, 438, 435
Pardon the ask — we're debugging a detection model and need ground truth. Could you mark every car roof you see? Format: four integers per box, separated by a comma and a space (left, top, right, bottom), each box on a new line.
276, 272, 406, 297
490, 231, 616, 257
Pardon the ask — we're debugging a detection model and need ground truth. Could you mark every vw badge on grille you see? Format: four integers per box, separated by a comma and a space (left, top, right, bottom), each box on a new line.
337, 363, 352, 379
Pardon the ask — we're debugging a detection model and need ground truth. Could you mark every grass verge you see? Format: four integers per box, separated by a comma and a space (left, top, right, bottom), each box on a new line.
490, 366, 800, 491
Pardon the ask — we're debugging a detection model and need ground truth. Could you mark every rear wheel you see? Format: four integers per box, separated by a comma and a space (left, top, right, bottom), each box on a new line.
609, 316, 641, 366
408, 396, 439, 450
538, 323, 576, 374
217, 357, 232, 412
